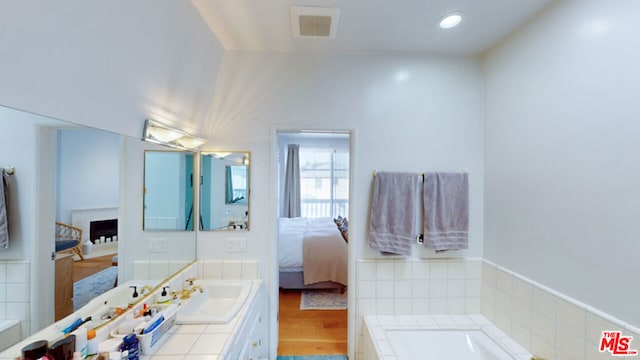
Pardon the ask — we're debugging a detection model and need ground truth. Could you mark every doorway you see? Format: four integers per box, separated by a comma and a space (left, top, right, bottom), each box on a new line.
275, 130, 351, 356
54, 128, 121, 319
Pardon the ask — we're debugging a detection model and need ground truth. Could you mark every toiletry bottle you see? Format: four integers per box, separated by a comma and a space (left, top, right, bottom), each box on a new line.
119, 334, 139, 360
70, 326, 88, 357
21, 340, 49, 360
86, 329, 98, 356
128, 286, 139, 307
48, 334, 76, 360
156, 286, 171, 304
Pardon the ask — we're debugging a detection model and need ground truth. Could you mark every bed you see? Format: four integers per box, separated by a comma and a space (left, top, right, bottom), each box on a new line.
278, 217, 348, 290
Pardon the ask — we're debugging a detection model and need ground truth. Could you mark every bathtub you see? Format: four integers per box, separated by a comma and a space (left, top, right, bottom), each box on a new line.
362, 314, 531, 360
0, 320, 21, 352
387, 330, 513, 360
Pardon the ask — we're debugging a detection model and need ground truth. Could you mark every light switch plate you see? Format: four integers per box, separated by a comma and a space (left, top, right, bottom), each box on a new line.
148, 238, 168, 253
226, 238, 247, 252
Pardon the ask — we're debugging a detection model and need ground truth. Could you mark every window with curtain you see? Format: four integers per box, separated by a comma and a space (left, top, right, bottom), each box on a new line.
298, 146, 349, 218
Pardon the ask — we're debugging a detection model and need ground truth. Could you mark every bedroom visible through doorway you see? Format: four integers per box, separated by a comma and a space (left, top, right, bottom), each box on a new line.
276, 130, 350, 356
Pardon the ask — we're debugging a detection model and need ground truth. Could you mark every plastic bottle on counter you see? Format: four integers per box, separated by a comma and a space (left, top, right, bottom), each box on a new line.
70, 326, 88, 357
86, 329, 99, 356
120, 333, 139, 360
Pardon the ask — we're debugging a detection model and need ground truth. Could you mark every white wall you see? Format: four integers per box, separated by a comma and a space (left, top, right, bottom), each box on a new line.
0, 1, 224, 139
56, 129, 120, 224
484, 0, 640, 327
197, 51, 485, 358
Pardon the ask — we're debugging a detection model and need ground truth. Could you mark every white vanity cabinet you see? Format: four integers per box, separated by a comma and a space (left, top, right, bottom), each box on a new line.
231, 282, 267, 360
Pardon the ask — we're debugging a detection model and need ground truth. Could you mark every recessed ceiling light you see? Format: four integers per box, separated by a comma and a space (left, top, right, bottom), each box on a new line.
438, 12, 464, 29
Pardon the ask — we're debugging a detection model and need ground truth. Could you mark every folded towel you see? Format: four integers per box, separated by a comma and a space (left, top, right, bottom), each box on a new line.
0, 171, 9, 250
423, 172, 469, 252
368, 172, 420, 256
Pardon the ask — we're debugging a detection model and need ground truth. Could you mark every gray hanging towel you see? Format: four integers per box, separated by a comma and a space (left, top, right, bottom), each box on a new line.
423, 172, 469, 252
368, 171, 420, 256
0, 171, 9, 250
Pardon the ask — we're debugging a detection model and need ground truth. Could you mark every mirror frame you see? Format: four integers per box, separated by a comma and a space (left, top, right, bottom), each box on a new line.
199, 151, 250, 231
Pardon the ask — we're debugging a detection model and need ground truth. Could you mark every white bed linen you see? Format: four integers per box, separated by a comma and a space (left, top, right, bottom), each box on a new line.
278, 217, 337, 271
278, 217, 307, 270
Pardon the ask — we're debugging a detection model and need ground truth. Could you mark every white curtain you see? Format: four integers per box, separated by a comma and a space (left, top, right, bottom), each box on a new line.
282, 144, 301, 218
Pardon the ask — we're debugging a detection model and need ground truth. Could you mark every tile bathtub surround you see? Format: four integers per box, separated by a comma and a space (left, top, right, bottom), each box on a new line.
199, 260, 260, 280
362, 314, 532, 360
355, 258, 483, 358
0, 261, 30, 338
481, 260, 640, 360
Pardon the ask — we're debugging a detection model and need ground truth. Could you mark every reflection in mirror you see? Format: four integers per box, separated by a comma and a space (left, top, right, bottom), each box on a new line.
200, 152, 250, 230
144, 151, 196, 231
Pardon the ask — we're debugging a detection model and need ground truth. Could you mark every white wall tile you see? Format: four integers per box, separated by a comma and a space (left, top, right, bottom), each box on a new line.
531, 334, 555, 360
376, 280, 395, 298
585, 312, 623, 345
357, 299, 376, 316
531, 310, 556, 345
411, 298, 431, 315
411, 261, 430, 280
446, 298, 465, 314
482, 262, 497, 286
376, 262, 394, 280
447, 279, 465, 298
358, 281, 376, 299
496, 269, 513, 293
376, 298, 394, 315
241, 260, 258, 279
393, 261, 412, 280
411, 280, 430, 298
0, 283, 6, 303
393, 298, 412, 315
6, 283, 29, 302
466, 279, 482, 298
430, 261, 448, 279
447, 261, 466, 279
222, 260, 242, 279
556, 298, 586, 337
393, 280, 412, 298
465, 261, 482, 280
429, 280, 447, 298
6, 263, 29, 283
532, 287, 556, 320
512, 277, 533, 306
357, 261, 376, 281
512, 299, 532, 329
202, 260, 223, 279
0, 264, 6, 282
5, 302, 28, 321
555, 326, 586, 359
465, 297, 482, 314
429, 298, 447, 313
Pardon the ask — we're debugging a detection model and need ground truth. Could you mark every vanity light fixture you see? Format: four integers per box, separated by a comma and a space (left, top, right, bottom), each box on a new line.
438, 12, 464, 29
142, 119, 206, 150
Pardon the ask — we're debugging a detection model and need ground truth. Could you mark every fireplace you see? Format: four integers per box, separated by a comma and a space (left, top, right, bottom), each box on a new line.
89, 219, 118, 244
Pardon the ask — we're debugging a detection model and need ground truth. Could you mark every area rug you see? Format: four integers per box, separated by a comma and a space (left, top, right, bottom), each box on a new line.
300, 289, 347, 310
73, 266, 117, 310
276, 356, 347, 360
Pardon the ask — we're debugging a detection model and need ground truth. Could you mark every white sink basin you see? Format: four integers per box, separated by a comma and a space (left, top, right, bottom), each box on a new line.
175, 279, 252, 324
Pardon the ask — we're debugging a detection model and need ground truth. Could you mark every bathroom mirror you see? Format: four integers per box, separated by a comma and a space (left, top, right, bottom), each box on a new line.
143, 150, 196, 231
200, 151, 250, 230
0, 105, 197, 352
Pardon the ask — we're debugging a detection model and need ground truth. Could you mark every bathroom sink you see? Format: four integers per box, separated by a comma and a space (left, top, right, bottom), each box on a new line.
175, 279, 252, 324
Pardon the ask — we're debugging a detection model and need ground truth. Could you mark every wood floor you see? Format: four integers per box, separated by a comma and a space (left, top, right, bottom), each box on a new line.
72, 254, 114, 282
278, 289, 347, 356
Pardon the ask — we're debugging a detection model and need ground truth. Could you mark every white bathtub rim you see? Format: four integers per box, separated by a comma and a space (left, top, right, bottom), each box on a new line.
0, 320, 20, 333
363, 314, 532, 359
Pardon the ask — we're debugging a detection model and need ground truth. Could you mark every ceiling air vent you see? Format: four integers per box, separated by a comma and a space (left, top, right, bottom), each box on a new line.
290, 6, 341, 38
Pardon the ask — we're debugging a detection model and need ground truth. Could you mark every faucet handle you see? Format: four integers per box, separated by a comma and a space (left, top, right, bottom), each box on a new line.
185, 277, 196, 286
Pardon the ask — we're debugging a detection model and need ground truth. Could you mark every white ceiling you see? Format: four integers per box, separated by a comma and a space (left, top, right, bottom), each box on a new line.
192, 0, 556, 55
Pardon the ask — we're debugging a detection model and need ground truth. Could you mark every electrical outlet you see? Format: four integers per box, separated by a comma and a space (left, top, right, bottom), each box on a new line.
226, 238, 247, 253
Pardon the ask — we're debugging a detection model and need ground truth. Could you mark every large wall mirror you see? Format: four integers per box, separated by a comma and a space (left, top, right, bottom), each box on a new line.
200, 151, 250, 230
0, 105, 197, 351
143, 150, 196, 231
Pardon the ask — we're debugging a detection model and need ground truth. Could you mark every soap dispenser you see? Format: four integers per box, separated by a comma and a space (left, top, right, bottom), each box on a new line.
156, 286, 171, 304
128, 285, 139, 307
